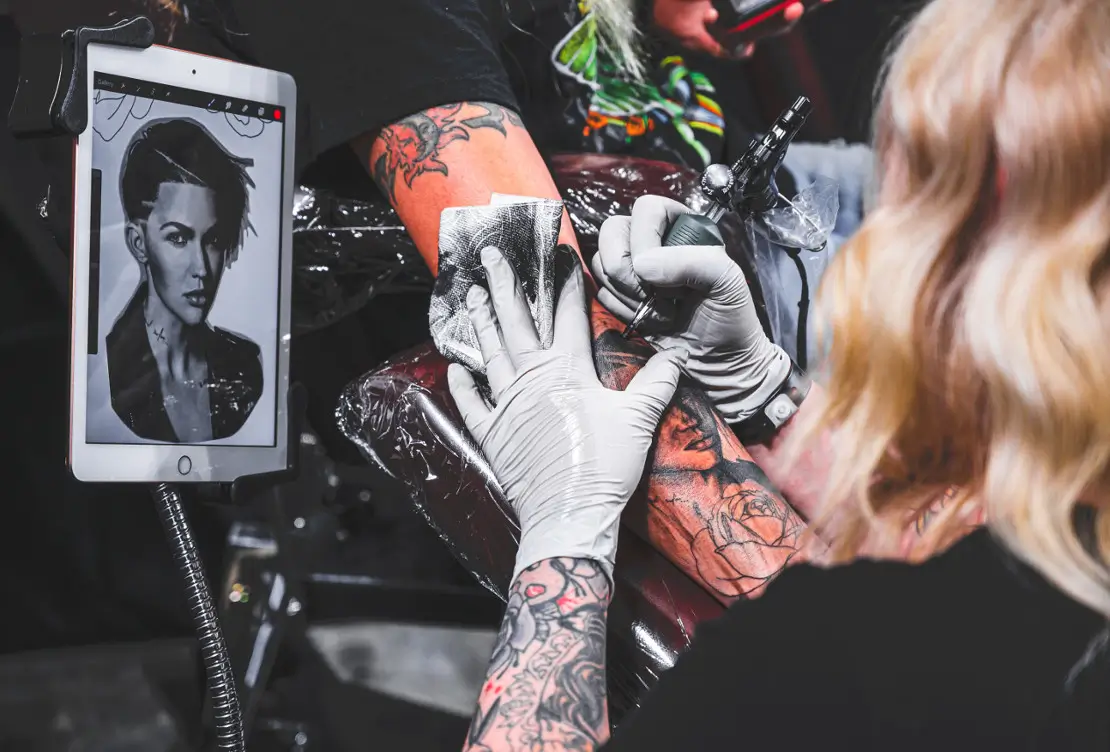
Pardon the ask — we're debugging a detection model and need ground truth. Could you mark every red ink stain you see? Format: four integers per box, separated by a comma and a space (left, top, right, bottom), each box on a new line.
556, 596, 575, 609
524, 584, 545, 598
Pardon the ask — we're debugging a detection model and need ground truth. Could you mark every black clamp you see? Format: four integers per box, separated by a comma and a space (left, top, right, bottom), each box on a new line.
8, 16, 155, 138
228, 384, 308, 505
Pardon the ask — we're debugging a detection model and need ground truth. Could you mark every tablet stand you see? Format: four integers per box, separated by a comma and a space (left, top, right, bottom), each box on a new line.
9, 16, 248, 752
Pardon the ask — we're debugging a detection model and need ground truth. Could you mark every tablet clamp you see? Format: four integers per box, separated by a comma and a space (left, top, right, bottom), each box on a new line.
8, 15, 156, 138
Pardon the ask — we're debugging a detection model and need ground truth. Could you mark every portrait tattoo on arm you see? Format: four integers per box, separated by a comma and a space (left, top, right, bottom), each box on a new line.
369, 102, 525, 204
589, 301, 806, 602
466, 557, 612, 752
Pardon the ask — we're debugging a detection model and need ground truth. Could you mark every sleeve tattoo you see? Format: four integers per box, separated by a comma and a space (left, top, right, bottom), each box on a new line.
370, 102, 525, 204
590, 301, 806, 602
466, 557, 612, 752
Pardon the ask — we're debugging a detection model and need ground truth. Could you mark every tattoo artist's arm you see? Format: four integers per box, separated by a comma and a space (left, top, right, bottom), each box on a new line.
352, 102, 578, 274
453, 249, 679, 751
465, 558, 612, 752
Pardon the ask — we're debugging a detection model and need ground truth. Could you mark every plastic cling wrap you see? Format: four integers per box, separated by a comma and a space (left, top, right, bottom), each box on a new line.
291, 186, 432, 336
754, 176, 840, 251
335, 343, 724, 720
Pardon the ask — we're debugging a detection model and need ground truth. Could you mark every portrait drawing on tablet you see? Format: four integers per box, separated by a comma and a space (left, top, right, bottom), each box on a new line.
106, 118, 262, 443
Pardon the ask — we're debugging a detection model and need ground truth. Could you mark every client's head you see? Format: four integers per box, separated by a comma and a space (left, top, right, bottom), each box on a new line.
120, 118, 255, 327
807, 0, 1110, 614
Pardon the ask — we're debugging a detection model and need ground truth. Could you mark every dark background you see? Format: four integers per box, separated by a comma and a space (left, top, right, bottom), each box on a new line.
0, 0, 921, 654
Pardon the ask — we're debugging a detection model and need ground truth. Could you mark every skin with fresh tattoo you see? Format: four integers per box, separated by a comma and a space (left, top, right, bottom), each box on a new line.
590, 304, 806, 602
465, 557, 612, 752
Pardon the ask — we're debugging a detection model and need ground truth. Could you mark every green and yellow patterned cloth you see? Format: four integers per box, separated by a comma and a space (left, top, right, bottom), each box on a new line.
552, 2, 727, 168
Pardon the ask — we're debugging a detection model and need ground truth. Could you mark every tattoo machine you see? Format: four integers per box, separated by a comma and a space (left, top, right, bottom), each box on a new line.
623, 95, 833, 339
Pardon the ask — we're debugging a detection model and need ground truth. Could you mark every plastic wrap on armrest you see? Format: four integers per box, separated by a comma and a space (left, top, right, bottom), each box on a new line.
292, 154, 772, 337
336, 342, 724, 717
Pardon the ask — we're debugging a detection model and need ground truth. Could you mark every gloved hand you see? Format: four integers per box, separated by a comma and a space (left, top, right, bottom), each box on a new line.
590, 195, 790, 423
448, 246, 686, 583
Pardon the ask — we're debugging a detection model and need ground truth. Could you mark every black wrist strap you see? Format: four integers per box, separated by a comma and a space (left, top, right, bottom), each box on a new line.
729, 361, 812, 446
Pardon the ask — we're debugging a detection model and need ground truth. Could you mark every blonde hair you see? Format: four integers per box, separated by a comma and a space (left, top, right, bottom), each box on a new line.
801, 0, 1110, 617
586, 0, 646, 80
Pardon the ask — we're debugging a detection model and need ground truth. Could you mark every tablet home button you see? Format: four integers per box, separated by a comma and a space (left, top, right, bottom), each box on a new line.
177, 455, 192, 475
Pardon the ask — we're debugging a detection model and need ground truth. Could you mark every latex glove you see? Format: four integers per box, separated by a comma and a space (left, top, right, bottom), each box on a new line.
590, 195, 790, 423
448, 246, 686, 583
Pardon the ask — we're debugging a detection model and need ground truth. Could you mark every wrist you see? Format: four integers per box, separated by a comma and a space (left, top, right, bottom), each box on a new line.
513, 513, 622, 585
708, 343, 791, 423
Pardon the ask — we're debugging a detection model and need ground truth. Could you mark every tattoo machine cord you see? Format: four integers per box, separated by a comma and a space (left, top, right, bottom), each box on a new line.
623, 96, 813, 338
785, 247, 810, 370
153, 483, 245, 752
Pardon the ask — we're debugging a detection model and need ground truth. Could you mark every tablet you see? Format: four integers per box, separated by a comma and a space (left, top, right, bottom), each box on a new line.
69, 43, 297, 483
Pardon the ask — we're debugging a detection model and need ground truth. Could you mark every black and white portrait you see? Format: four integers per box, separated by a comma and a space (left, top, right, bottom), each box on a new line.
86, 90, 283, 446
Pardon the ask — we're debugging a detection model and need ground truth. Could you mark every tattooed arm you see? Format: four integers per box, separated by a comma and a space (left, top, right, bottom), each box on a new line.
351, 102, 578, 274
466, 558, 612, 752
590, 305, 806, 603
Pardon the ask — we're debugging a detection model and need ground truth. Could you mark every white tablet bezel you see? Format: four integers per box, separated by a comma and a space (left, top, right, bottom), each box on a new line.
69, 43, 297, 483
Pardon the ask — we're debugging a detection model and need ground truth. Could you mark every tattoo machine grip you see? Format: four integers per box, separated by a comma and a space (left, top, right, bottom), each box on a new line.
621, 215, 724, 338
622, 96, 811, 339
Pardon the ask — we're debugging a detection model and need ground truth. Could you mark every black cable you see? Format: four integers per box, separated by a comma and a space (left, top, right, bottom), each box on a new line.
153, 483, 245, 752
785, 248, 810, 371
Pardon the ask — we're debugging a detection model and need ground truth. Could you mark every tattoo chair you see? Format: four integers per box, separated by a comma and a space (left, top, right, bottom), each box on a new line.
335, 154, 811, 719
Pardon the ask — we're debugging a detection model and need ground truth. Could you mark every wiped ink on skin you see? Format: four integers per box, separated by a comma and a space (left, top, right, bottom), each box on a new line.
465, 557, 611, 752
369, 102, 525, 204
590, 302, 805, 601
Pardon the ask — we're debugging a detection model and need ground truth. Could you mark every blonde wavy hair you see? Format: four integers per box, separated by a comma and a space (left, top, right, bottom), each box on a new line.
802, 0, 1110, 618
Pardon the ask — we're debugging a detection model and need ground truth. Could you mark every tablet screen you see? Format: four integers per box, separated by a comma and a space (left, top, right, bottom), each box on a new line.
84, 73, 286, 447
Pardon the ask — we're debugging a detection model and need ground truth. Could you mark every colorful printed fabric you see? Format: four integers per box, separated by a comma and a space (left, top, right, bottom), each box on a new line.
551, 3, 727, 168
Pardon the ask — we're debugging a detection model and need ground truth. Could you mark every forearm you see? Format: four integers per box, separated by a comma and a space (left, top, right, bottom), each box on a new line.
591, 303, 806, 603
466, 557, 612, 752
352, 101, 578, 275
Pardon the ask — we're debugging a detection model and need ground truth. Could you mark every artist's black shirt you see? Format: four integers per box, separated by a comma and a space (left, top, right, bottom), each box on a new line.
602, 528, 1110, 751
7, 0, 762, 233
223, 0, 762, 174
